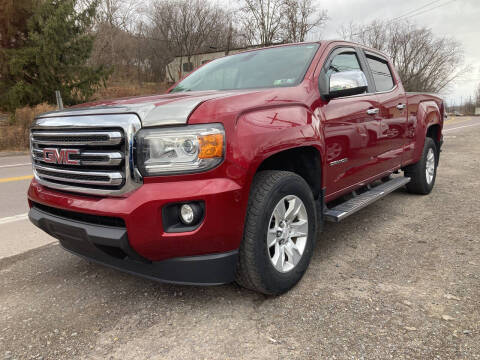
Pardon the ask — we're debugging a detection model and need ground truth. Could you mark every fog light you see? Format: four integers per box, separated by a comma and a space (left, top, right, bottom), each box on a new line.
163, 201, 205, 232
179, 202, 203, 226
180, 204, 195, 224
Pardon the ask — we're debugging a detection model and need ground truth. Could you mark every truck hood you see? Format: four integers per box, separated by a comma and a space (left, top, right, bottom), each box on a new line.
36, 90, 256, 127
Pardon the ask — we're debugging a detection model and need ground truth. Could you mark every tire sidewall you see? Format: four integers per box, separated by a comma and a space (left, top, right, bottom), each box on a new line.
421, 138, 438, 193
251, 174, 316, 294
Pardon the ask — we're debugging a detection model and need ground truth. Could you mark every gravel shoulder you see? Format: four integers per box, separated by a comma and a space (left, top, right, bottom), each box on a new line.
1, 125, 479, 360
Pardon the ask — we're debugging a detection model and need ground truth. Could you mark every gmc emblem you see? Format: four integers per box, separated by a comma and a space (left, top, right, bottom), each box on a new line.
42, 148, 80, 165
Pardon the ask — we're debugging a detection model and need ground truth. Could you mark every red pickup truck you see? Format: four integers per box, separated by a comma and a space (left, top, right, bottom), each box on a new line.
28, 41, 444, 295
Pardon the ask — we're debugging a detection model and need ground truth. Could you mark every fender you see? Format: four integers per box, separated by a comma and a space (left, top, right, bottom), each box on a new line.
407, 99, 442, 165
231, 104, 325, 193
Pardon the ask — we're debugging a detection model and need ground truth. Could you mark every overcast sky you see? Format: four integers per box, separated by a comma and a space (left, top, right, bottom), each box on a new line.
312, 0, 480, 104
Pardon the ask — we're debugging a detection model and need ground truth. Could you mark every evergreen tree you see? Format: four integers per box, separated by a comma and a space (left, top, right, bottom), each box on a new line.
0, 0, 111, 113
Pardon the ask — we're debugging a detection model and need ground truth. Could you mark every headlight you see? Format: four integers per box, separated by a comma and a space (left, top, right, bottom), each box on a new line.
136, 124, 225, 176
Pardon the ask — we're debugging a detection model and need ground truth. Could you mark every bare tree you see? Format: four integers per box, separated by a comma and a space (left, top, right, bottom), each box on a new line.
150, 0, 233, 79
339, 20, 388, 51
283, 0, 328, 43
239, 0, 285, 46
339, 20, 465, 93
88, 0, 239, 83
91, 0, 140, 81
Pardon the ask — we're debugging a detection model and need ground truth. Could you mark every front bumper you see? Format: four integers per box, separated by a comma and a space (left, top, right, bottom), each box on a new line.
28, 177, 246, 262
29, 205, 238, 285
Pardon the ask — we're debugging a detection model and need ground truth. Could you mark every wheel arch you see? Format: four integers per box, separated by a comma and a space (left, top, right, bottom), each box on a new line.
426, 123, 441, 152
254, 146, 323, 200
411, 100, 442, 163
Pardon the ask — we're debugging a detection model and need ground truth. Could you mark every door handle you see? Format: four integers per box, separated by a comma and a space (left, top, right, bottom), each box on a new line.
366, 108, 379, 115
396, 104, 406, 110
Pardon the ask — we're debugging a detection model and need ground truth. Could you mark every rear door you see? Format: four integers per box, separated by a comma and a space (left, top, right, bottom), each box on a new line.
362, 51, 408, 171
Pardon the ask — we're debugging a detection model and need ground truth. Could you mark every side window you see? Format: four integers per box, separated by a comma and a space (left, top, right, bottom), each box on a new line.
318, 48, 368, 98
366, 56, 395, 92
327, 52, 362, 78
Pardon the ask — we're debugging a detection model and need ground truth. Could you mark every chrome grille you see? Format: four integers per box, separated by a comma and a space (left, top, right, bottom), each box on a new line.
31, 131, 123, 146
32, 147, 124, 166
30, 114, 142, 196
35, 165, 123, 186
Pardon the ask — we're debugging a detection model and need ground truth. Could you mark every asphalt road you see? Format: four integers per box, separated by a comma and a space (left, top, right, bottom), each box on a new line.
0, 117, 479, 359
0, 153, 58, 259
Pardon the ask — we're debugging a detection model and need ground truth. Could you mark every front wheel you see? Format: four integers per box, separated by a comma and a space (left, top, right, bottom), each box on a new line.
404, 137, 438, 194
235, 170, 316, 295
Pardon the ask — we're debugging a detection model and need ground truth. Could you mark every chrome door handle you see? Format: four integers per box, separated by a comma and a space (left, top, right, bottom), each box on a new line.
396, 104, 406, 110
366, 108, 379, 115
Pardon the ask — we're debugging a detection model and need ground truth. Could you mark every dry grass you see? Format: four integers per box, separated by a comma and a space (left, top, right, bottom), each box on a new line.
0, 103, 56, 151
0, 82, 171, 151
92, 82, 170, 100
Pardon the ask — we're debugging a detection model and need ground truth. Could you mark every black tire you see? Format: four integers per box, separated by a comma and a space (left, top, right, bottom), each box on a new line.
404, 137, 438, 194
235, 170, 316, 295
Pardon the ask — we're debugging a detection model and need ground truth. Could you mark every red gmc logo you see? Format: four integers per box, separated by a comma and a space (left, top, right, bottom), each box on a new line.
42, 148, 80, 165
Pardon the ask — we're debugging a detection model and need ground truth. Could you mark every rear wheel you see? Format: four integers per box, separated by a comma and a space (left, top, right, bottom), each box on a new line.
235, 170, 316, 295
404, 137, 438, 194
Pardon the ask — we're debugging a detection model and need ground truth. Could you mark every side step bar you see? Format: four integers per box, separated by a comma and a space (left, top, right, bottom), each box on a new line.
324, 177, 411, 222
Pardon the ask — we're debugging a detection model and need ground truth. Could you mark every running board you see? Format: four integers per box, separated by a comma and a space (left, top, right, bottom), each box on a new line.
324, 177, 411, 222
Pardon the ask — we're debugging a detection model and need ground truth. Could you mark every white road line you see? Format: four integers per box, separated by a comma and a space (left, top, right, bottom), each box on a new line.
0, 163, 31, 169
444, 123, 480, 133
0, 213, 28, 225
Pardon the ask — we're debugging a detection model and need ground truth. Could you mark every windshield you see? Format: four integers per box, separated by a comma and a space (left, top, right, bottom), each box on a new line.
170, 43, 319, 93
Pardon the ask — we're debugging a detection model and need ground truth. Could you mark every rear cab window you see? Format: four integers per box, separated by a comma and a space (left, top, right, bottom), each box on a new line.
365, 54, 395, 92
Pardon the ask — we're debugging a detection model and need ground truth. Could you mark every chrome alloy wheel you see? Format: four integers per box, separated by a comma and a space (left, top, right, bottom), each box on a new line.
425, 148, 435, 184
267, 195, 308, 273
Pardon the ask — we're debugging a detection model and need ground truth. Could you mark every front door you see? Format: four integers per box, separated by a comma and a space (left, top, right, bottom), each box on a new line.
318, 48, 385, 198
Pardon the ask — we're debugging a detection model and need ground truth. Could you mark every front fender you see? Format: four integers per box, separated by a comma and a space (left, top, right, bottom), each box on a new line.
231, 104, 324, 191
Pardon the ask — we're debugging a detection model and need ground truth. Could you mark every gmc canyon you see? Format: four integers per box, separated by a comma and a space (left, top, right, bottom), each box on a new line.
28, 41, 444, 295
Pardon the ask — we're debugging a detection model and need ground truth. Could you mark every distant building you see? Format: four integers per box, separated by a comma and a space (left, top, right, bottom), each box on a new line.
475, 107, 480, 115
166, 45, 259, 83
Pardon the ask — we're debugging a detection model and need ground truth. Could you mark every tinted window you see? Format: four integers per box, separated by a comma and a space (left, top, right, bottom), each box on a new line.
327, 52, 361, 77
366, 56, 395, 91
171, 44, 319, 92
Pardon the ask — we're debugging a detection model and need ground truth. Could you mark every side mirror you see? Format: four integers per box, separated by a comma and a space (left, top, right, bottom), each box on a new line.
327, 70, 368, 99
